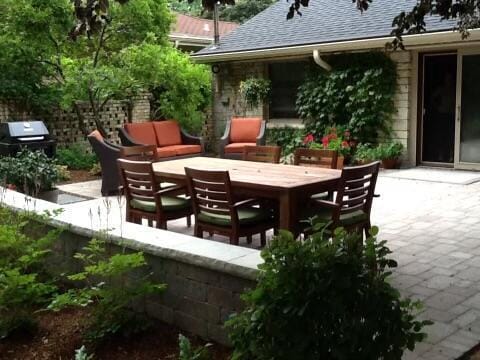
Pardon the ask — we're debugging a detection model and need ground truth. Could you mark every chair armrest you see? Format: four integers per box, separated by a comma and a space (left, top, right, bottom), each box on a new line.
180, 129, 205, 152
233, 198, 259, 209
117, 127, 146, 147
218, 121, 231, 158
256, 121, 267, 146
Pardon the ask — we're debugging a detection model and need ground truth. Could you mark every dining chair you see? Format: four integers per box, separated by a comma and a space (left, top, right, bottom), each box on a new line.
242, 145, 281, 164
185, 167, 276, 246
294, 148, 339, 201
293, 148, 338, 169
303, 161, 380, 238
119, 145, 158, 161
117, 159, 192, 230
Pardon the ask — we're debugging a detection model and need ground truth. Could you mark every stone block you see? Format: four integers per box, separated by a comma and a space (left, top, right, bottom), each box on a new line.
207, 286, 233, 307
174, 311, 208, 338
177, 296, 220, 324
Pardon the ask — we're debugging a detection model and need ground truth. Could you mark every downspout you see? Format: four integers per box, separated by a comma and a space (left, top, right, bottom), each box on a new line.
313, 49, 332, 71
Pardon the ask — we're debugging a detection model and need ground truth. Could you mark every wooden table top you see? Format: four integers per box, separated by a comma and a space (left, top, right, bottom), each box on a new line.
152, 157, 341, 191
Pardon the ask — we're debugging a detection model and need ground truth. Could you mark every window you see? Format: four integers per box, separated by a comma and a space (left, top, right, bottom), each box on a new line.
269, 62, 307, 119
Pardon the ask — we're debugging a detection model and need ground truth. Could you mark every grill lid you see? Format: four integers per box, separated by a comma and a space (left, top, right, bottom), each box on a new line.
1, 121, 49, 139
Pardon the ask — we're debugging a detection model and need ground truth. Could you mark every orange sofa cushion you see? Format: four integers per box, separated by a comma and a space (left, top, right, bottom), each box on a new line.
156, 147, 177, 158
229, 118, 262, 143
224, 142, 256, 154
164, 145, 202, 156
153, 121, 182, 147
124, 123, 157, 146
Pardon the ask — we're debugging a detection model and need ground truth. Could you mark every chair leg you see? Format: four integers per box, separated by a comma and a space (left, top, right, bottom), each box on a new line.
260, 232, 266, 247
246, 235, 252, 244
194, 224, 203, 238
364, 220, 372, 239
208, 231, 214, 237
230, 232, 239, 246
148, 219, 153, 227
186, 215, 192, 228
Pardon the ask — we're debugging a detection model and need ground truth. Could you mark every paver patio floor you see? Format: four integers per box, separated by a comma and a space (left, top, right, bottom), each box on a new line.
58, 169, 480, 360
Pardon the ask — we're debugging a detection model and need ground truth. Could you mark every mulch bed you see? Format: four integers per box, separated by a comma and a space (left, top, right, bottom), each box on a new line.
59, 170, 100, 185
0, 308, 231, 360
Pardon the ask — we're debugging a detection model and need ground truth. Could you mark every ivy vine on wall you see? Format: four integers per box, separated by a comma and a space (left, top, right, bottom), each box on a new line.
296, 52, 397, 144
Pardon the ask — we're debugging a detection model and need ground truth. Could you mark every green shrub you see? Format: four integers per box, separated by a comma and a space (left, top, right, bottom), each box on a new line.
0, 148, 61, 196
296, 52, 397, 144
266, 127, 305, 158
227, 227, 430, 360
49, 238, 166, 345
0, 207, 60, 338
56, 145, 97, 170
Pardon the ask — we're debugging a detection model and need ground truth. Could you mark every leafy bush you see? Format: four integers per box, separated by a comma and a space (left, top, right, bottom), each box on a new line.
266, 127, 305, 158
239, 78, 271, 109
296, 52, 397, 144
49, 238, 166, 344
375, 141, 404, 160
122, 43, 211, 134
179, 334, 212, 360
56, 145, 97, 170
0, 207, 60, 338
0, 149, 61, 195
227, 227, 430, 360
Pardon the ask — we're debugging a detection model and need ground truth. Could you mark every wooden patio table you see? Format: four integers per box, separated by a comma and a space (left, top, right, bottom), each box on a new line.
152, 157, 342, 233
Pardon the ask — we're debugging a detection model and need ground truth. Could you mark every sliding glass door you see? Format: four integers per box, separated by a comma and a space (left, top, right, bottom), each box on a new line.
455, 50, 480, 169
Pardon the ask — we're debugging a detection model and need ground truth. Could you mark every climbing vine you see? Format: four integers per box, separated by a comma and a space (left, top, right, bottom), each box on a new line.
296, 52, 397, 144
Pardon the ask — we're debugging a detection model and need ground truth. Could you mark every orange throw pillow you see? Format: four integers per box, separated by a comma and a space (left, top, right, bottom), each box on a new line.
124, 123, 157, 146
229, 117, 262, 143
153, 120, 182, 147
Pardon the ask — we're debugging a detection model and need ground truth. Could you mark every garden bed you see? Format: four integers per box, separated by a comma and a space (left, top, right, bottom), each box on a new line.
58, 169, 100, 185
0, 308, 231, 360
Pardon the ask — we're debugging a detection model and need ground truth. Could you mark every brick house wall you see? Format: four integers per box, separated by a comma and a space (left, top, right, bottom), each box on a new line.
209, 51, 414, 164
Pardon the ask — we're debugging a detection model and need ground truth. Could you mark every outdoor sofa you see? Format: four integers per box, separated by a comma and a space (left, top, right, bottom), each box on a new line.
219, 117, 266, 159
118, 120, 205, 161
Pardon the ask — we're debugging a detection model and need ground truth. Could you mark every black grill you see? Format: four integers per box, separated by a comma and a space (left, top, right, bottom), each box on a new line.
0, 121, 56, 157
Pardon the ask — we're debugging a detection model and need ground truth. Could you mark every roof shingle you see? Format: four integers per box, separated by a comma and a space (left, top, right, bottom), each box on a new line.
194, 0, 456, 56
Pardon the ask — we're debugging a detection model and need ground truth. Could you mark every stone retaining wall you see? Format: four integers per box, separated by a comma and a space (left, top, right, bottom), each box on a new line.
3, 189, 260, 346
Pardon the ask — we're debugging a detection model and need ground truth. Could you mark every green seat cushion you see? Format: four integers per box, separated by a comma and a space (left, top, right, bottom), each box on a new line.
305, 207, 368, 227
198, 207, 272, 227
130, 196, 190, 213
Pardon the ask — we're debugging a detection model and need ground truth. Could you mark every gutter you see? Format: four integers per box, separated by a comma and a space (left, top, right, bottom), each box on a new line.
191, 29, 480, 63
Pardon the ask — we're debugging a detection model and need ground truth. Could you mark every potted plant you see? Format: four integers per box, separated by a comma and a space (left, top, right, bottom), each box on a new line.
353, 143, 377, 165
375, 141, 404, 169
303, 127, 353, 168
239, 78, 271, 110
0, 148, 62, 202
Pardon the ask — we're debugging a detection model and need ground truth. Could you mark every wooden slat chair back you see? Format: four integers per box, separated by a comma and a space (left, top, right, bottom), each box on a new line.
118, 159, 191, 229
332, 161, 380, 232
294, 148, 338, 169
185, 167, 275, 246
186, 168, 234, 222
242, 145, 281, 164
120, 145, 158, 161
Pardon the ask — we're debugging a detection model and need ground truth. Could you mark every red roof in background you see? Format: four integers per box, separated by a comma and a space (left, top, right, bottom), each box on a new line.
172, 13, 238, 39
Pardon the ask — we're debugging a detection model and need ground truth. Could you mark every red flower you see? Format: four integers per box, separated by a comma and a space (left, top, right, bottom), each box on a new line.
322, 136, 329, 148
303, 134, 315, 145
342, 141, 350, 148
